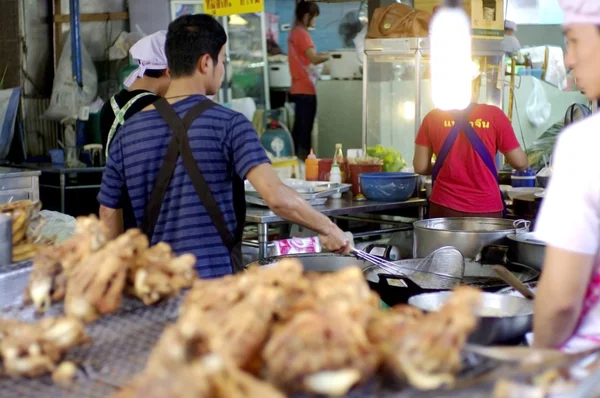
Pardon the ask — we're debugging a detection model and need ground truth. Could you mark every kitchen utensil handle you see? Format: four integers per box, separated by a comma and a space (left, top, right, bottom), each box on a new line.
491, 265, 536, 300
513, 219, 531, 234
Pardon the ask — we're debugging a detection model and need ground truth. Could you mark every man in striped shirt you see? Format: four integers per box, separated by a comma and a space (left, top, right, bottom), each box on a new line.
98, 14, 350, 278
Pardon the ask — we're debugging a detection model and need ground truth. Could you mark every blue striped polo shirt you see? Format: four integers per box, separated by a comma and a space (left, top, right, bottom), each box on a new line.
98, 95, 270, 278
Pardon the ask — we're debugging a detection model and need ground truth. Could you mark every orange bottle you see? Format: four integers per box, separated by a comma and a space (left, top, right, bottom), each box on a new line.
305, 149, 319, 181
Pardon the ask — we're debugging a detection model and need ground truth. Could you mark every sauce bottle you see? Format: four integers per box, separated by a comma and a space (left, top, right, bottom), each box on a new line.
305, 149, 319, 181
333, 143, 346, 182
330, 163, 342, 198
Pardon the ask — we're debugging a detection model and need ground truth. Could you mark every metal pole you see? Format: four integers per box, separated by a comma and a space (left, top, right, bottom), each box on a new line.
69, 0, 85, 147
361, 52, 369, 151
260, 12, 271, 110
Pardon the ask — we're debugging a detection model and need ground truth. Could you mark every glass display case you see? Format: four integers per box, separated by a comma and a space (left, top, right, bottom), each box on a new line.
362, 38, 506, 165
169, 1, 270, 108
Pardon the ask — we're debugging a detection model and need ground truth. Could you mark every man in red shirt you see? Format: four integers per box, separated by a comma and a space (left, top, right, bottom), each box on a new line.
413, 72, 528, 218
288, 1, 329, 159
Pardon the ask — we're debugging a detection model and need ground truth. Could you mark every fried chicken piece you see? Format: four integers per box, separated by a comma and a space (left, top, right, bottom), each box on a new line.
180, 259, 305, 318
112, 362, 213, 398
52, 361, 78, 387
180, 286, 283, 371
0, 317, 88, 378
64, 230, 145, 323
367, 305, 424, 346
263, 309, 379, 396
38, 317, 90, 350
382, 287, 482, 390
24, 215, 109, 312
311, 266, 380, 327
127, 242, 196, 305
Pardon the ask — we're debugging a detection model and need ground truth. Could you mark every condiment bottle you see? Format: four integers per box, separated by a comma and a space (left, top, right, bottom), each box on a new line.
333, 143, 346, 182
330, 163, 342, 199
305, 149, 319, 181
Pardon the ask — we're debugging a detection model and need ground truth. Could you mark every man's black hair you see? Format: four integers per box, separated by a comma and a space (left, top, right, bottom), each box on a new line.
166, 14, 227, 78
144, 69, 167, 78
295, 0, 320, 25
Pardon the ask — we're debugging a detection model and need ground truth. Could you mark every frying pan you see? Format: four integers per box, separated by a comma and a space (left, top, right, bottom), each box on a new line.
247, 254, 539, 305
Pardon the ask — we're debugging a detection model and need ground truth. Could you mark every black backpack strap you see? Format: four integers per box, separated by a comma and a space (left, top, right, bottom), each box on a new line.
142, 97, 237, 251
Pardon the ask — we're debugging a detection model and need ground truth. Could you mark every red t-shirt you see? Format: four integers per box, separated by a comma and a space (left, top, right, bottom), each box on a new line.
288, 27, 316, 95
415, 104, 521, 213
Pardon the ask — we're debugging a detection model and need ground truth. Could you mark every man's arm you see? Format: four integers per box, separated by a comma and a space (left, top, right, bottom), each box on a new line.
305, 47, 329, 65
533, 246, 594, 348
99, 205, 123, 240
247, 164, 350, 253
504, 147, 529, 171
494, 107, 529, 170
413, 144, 434, 175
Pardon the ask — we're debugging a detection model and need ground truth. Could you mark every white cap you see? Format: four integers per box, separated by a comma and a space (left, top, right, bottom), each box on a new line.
124, 31, 168, 88
504, 20, 517, 31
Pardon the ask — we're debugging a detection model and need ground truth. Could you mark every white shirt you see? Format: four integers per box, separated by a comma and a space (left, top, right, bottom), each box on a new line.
503, 35, 521, 55
535, 113, 600, 352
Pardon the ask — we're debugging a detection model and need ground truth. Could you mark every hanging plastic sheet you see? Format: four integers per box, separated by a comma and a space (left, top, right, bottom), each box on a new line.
0, 87, 21, 162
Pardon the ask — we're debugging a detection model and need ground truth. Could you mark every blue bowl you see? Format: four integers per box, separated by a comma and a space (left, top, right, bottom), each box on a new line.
359, 172, 418, 202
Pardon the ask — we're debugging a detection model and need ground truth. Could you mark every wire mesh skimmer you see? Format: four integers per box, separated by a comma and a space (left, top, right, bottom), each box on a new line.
353, 247, 466, 289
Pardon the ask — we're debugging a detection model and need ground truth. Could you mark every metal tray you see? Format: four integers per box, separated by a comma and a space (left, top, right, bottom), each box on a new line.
246, 195, 328, 208
246, 179, 351, 200
0, 261, 179, 398
0, 262, 497, 398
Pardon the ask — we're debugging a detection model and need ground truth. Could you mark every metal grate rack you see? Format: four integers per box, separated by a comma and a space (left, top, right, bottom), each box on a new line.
0, 262, 499, 398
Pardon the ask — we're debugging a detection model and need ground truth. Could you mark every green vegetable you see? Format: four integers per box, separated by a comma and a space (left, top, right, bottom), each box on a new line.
366, 145, 406, 172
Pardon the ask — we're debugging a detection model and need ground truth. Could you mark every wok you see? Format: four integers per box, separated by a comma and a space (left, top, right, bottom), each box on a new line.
409, 292, 534, 345
247, 254, 539, 305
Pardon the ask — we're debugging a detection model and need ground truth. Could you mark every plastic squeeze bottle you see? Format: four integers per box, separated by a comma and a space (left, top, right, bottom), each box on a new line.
330, 163, 342, 199
305, 149, 319, 181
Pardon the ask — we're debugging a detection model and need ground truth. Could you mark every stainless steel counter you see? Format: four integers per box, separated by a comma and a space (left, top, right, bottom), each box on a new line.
245, 197, 427, 258
246, 197, 427, 224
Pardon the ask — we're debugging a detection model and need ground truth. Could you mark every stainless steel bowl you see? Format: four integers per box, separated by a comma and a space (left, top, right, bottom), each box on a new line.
409, 291, 534, 345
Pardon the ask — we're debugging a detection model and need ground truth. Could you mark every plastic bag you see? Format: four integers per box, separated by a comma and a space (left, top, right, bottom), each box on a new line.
45, 37, 98, 121
526, 78, 551, 127
31, 210, 77, 244
354, 25, 367, 65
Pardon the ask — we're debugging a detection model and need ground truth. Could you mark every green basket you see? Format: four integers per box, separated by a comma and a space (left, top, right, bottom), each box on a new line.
380, 299, 391, 310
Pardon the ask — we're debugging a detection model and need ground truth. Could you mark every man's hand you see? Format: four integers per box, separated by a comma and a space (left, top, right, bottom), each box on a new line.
319, 222, 351, 254
247, 164, 351, 251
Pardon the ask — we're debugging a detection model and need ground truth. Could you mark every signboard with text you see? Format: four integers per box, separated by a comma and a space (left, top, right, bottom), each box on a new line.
204, 0, 264, 17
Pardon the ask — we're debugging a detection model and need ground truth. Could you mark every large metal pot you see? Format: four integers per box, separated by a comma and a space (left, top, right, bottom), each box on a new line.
409, 292, 534, 345
507, 232, 545, 271
413, 218, 529, 259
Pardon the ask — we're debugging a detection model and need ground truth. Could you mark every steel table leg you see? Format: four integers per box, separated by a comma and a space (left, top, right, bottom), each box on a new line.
418, 204, 425, 220
60, 173, 66, 213
258, 223, 268, 259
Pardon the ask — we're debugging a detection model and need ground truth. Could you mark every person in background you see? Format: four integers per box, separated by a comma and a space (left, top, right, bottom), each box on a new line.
100, 31, 170, 153
413, 65, 529, 218
288, 0, 329, 159
503, 20, 521, 55
533, 0, 600, 352
98, 14, 350, 278
98, 30, 170, 233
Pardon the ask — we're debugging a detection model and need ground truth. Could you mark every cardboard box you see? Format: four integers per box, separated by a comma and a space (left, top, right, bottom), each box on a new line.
414, 0, 504, 40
